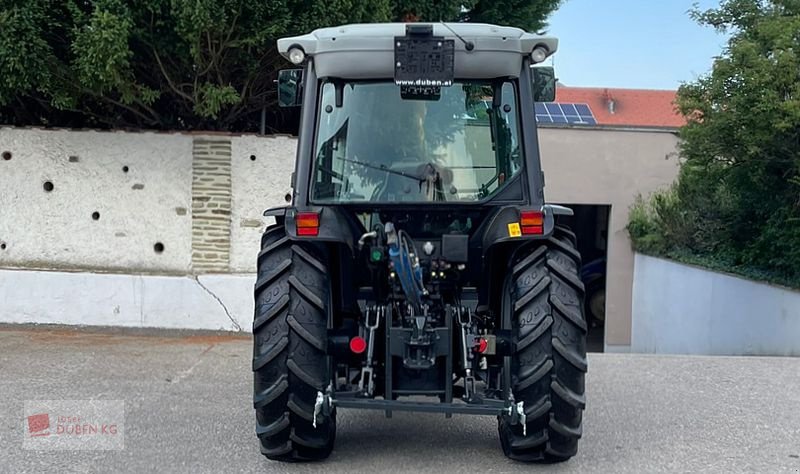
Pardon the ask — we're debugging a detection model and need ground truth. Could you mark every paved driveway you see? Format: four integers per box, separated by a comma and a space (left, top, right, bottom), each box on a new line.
1, 326, 799, 473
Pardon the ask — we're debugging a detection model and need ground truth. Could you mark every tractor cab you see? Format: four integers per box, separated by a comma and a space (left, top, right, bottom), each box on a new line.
277, 23, 557, 208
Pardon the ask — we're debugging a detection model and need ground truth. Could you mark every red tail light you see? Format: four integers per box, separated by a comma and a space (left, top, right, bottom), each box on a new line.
349, 336, 367, 354
477, 337, 488, 354
520, 210, 544, 235
296, 211, 319, 236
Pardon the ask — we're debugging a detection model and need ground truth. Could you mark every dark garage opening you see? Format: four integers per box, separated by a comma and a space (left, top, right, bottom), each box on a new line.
555, 204, 610, 352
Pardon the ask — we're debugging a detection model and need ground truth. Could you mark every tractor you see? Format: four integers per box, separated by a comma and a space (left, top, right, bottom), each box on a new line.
253, 22, 587, 463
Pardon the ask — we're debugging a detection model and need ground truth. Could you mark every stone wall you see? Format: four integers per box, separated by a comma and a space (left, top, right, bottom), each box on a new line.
191, 138, 233, 272
1, 126, 681, 347
0, 128, 295, 276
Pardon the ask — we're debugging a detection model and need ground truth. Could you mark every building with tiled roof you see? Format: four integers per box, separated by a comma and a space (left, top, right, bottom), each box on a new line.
541, 86, 684, 129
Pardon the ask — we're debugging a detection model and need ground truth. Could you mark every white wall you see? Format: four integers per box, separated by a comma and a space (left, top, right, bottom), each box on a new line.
228, 135, 295, 272
539, 127, 681, 350
0, 268, 254, 332
632, 253, 800, 356
0, 129, 193, 273
0, 128, 294, 275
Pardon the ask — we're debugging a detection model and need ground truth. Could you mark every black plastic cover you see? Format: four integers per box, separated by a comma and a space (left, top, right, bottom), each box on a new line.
441, 234, 468, 263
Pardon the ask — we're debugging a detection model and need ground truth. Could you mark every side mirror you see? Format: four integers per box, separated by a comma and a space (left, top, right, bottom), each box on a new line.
532, 66, 556, 102
278, 69, 303, 107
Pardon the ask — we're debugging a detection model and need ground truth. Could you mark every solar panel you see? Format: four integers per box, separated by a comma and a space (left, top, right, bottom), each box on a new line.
560, 104, 578, 116
535, 102, 596, 125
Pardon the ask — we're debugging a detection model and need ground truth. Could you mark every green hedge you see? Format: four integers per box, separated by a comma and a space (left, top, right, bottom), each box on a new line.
628, 188, 800, 290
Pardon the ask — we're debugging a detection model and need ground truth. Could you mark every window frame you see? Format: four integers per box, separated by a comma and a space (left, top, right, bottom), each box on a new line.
307, 78, 527, 206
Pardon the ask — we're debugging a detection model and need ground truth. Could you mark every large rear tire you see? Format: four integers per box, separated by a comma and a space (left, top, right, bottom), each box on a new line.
498, 226, 587, 462
252, 224, 336, 461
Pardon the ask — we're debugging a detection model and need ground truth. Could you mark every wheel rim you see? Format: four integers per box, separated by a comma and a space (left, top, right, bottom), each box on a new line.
589, 289, 605, 322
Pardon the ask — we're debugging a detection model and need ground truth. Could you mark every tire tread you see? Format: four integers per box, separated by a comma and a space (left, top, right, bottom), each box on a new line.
499, 226, 587, 463
252, 225, 335, 462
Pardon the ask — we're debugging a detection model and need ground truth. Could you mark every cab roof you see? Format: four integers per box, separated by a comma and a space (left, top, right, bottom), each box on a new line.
277, 23, 558, 80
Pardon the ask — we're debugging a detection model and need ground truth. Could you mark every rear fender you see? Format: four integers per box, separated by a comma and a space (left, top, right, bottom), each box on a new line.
263, 206, 288, 226
479, 204, 572, 254
264, 206, 359, 254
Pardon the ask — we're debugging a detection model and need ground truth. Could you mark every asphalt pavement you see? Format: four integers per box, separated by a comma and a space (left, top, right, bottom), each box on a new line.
1, 325, 799, 474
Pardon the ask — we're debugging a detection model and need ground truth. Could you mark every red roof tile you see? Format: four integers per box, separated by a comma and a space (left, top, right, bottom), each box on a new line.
555, 86, 684, 128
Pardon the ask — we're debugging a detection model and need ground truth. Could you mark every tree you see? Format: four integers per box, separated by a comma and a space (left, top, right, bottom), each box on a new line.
465, 0, 562, 32
629, 0, 800, 286
0, 0, 563, 132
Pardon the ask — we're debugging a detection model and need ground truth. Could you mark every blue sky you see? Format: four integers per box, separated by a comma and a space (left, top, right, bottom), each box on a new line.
546, 0, 728, 90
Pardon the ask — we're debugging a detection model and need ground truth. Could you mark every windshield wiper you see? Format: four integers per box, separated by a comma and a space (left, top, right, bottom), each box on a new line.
336, 156, 425, 182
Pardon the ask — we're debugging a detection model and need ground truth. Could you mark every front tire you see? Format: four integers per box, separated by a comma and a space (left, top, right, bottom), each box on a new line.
252, 224, 336, 461
498, 226, 587, 462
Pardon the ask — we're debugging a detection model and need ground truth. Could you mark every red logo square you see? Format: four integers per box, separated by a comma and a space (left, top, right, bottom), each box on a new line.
27, 413, 50, 437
